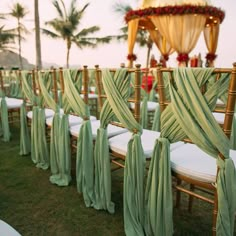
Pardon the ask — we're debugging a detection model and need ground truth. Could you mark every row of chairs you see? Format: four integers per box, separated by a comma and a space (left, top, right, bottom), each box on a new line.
1, 64, 236, 235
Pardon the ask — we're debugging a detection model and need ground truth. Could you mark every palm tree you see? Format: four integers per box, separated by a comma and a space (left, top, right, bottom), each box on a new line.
9, 2, 29, 69
113, 2, 153, 69
34, 0, 42, 69
0, 26, 16, 52
0, 14, 17, 53
42, 0, 112, 68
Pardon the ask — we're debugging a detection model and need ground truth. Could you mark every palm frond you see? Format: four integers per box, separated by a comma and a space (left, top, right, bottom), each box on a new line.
41, 28, 60, 39
73, 39, 96, 49
52, 0, 64, 19
112, 2, 133, 15
95, 36, 112, 44
75, 26, 100, 37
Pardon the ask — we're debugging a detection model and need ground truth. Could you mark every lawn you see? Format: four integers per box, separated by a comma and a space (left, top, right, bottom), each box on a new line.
0, 125, 234, 236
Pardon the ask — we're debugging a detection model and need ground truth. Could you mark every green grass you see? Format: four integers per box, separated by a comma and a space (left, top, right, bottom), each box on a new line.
0, 125, 235, 236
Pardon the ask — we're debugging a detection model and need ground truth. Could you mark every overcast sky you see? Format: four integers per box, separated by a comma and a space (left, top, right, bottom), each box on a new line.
0, 0, 235, 68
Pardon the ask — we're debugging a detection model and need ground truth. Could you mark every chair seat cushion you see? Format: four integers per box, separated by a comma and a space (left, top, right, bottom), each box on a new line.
27, 108, 55, 119
217, 99, 224, 105
0, 220, 21, 236
80, 93, 98, 99
212, 112, 225, 124
109, 129, 184, 158
70, 120, 128, 139
46, 114, 96, 127
171, 143, 236, 183
0, 97, 23, 109
129, 101, 158, 112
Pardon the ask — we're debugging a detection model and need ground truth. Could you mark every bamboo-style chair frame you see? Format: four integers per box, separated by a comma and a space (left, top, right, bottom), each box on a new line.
156, 63, 236, 235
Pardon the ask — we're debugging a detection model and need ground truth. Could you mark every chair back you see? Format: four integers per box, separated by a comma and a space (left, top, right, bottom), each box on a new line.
95, 64, 142, 127
156, 63, 236, 158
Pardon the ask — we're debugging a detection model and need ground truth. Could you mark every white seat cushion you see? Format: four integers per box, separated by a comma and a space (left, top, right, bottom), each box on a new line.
109, 129, 184, 158
217, 99, 224, 105
27, 108, 55, 119
0, 97, 23, 109
46, 114, 97, 127
212, 112, 225, 124
80, 93, 98, 99
171, 143, 236, 183
0, 220, 21, 236
129, 101, 158, 112
70, 120, 128, 139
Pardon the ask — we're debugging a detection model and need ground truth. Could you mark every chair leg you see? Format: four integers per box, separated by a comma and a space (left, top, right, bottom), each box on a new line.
212, 190, 218, 236
175, 179, 182, 208
188, 184, 195, 213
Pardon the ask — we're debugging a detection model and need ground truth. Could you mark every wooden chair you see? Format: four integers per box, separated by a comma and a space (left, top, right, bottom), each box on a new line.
156, 63, 236, 235
0, 68, 23, 125
92, 65, 184, 234
69, 65, 127, 153
0, 68, 25, 141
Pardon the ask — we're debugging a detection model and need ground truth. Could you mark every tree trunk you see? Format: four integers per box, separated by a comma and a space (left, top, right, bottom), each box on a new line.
34, 0, 42, 69
66, 39, 71, 68
17, 19, 23, 69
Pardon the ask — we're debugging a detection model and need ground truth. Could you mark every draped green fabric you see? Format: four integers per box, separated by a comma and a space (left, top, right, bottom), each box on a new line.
21, 71, 35, 104
49, 113, 71, 186
94, 128, 115, 213
20, 71, 34, 156
38, 72, 57, 111
63, 69, 94, 204
124, 133, 146, 235
93, 69, 131, 214
63, 70, 89, 118
9, 73, 23, 99
21, 71, 49, 168
145, 68, 236, 236
76, 120, 94, 207
151, 104, 161, 132
38, 71, 71, 185
0, 97, 11, 141
145, 138, 173, 236
230, 116, 236, 150
100, 69, 146, 235
19, 102, 30, 155
31, 106, 49, 170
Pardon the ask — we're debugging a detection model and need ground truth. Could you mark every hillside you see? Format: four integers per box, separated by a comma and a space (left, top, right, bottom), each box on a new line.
0, 51, 35, 70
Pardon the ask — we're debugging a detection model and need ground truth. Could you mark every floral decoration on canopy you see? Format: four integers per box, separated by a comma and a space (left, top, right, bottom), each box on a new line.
125, 5, 225, 23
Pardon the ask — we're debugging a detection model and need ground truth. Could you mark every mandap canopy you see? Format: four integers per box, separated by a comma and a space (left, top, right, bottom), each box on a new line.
125, 0, 225, 68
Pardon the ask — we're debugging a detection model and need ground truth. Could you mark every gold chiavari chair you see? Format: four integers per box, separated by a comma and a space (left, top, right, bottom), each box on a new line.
69, 65, 127, 154
0, 68, 24, 126
155, 63, 236, 235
